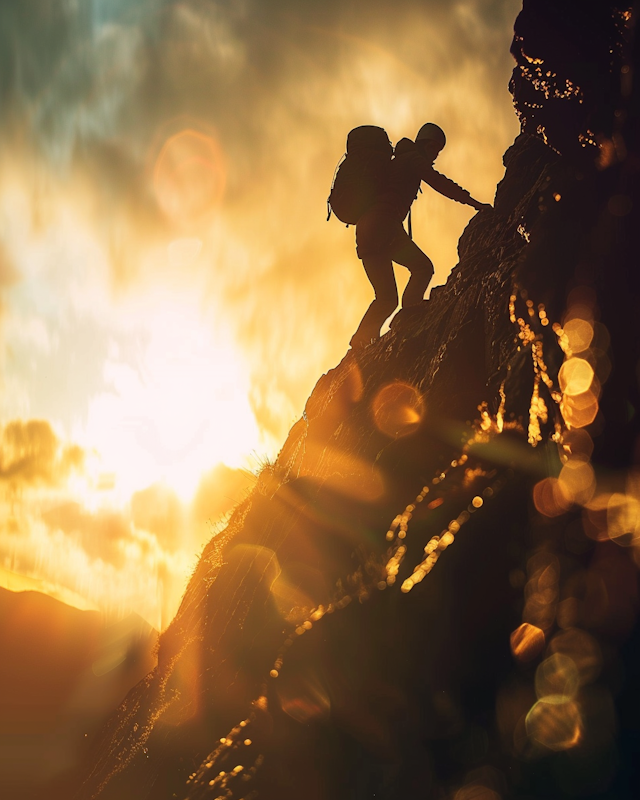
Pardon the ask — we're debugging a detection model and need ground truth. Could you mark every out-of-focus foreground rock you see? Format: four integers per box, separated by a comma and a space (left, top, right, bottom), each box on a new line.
75, 2, 640, 798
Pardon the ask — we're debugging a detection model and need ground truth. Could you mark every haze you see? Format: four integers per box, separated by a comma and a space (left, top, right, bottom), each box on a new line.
0, 0, 520, 628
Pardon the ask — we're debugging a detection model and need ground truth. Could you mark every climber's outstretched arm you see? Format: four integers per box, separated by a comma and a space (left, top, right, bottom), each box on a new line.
422, 166, 492, 211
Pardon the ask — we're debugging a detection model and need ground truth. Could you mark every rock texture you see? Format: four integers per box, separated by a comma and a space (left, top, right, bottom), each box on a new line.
75, 2, 640, 798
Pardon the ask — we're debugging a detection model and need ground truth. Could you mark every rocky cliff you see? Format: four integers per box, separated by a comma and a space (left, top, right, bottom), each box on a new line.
76, 2, 640, 798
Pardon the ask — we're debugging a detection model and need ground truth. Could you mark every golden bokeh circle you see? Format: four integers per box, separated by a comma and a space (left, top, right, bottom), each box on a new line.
525, 696, 582, 751
559, 358, 594, 396
563, 318, 594, 353
561, 390, 599, 428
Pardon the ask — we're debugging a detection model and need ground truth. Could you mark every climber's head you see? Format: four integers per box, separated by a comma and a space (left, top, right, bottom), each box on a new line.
415, 122, 446, 162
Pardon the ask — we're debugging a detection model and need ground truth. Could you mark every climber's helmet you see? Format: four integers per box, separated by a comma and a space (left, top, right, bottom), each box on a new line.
415, 122, 446, 161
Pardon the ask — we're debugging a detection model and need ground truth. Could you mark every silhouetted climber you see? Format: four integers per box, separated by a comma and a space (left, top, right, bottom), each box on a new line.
329, 123, 491, 349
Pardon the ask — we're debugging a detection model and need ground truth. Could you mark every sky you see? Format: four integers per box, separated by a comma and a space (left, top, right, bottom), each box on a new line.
0, 0, 521, 629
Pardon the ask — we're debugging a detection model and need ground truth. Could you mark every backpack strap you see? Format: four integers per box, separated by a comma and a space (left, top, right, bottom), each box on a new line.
406, 186, 422, 238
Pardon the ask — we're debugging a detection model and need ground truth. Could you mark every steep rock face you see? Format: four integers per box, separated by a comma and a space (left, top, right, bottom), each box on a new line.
76, 3, 640, 799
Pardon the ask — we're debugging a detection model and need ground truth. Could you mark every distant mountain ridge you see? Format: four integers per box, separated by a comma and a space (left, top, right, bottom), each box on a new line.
0, 586, 157, 800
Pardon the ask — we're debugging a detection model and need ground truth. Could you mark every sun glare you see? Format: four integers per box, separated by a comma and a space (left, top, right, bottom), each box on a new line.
0, 0, 521, 632
81, 294, 260, 503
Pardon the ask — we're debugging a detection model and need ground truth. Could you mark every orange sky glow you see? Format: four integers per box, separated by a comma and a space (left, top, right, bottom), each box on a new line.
0, 0, 521, 629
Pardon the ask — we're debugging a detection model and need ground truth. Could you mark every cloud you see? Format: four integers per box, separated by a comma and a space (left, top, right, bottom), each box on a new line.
0, 419, 84, 487
0, 419, 260, 627
0, 468, 259, 629
0, 1, 523, 629
0, 0, 521, 261
0, 241, 18, 290
42, 502, 133, 569
0, 0, 521, 447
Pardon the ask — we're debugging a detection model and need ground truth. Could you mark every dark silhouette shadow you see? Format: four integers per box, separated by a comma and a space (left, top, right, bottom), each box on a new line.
328, 123, 490, 349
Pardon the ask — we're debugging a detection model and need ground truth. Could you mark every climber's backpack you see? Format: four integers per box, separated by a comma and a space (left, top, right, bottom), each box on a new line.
327, 125, 393, 225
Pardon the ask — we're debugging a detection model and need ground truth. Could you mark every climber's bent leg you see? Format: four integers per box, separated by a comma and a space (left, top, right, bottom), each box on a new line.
393, 236, 435, 307
352, 207, 404, 348
350, 255, 398, 348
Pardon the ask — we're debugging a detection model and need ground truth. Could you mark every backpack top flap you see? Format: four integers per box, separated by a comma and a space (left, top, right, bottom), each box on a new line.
346, 125, 393, 157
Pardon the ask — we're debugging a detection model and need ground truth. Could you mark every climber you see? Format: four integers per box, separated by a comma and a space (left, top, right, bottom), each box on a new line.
345, 123, 491, 350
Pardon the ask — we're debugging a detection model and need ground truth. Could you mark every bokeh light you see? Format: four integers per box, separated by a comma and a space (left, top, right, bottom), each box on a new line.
533, 477, 571, 517
510, 622, 545, 662
525, 696, 582, 751
523, 552, 560, 631
560, 389, 600, 428
559, 358, 595, 396
607, 493, 640, 546
583, 493, 615, 542
561, 428, 594, 460
535, 653, 580, 699
563, 318, 594, 354
547, 628, 602, 685
558, 459, 595, 506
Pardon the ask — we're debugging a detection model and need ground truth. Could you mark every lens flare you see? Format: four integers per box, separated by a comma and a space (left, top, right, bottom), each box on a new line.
371, 381, 424, 438
153, 129, 226, 224
276, 671, 331, 724
270, 574, 315, 624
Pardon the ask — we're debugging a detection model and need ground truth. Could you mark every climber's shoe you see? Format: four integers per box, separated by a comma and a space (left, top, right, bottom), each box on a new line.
390, 300, 429, 330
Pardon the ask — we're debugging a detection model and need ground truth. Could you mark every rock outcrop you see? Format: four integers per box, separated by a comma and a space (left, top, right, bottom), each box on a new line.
76, 2, 640, 798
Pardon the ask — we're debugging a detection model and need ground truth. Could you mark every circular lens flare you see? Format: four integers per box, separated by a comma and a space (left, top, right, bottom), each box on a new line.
371, 382, 424, 438
154, 129, 226, 224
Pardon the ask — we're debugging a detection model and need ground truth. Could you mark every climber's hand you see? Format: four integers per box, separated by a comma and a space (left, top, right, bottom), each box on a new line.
470, 199, 492, 211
